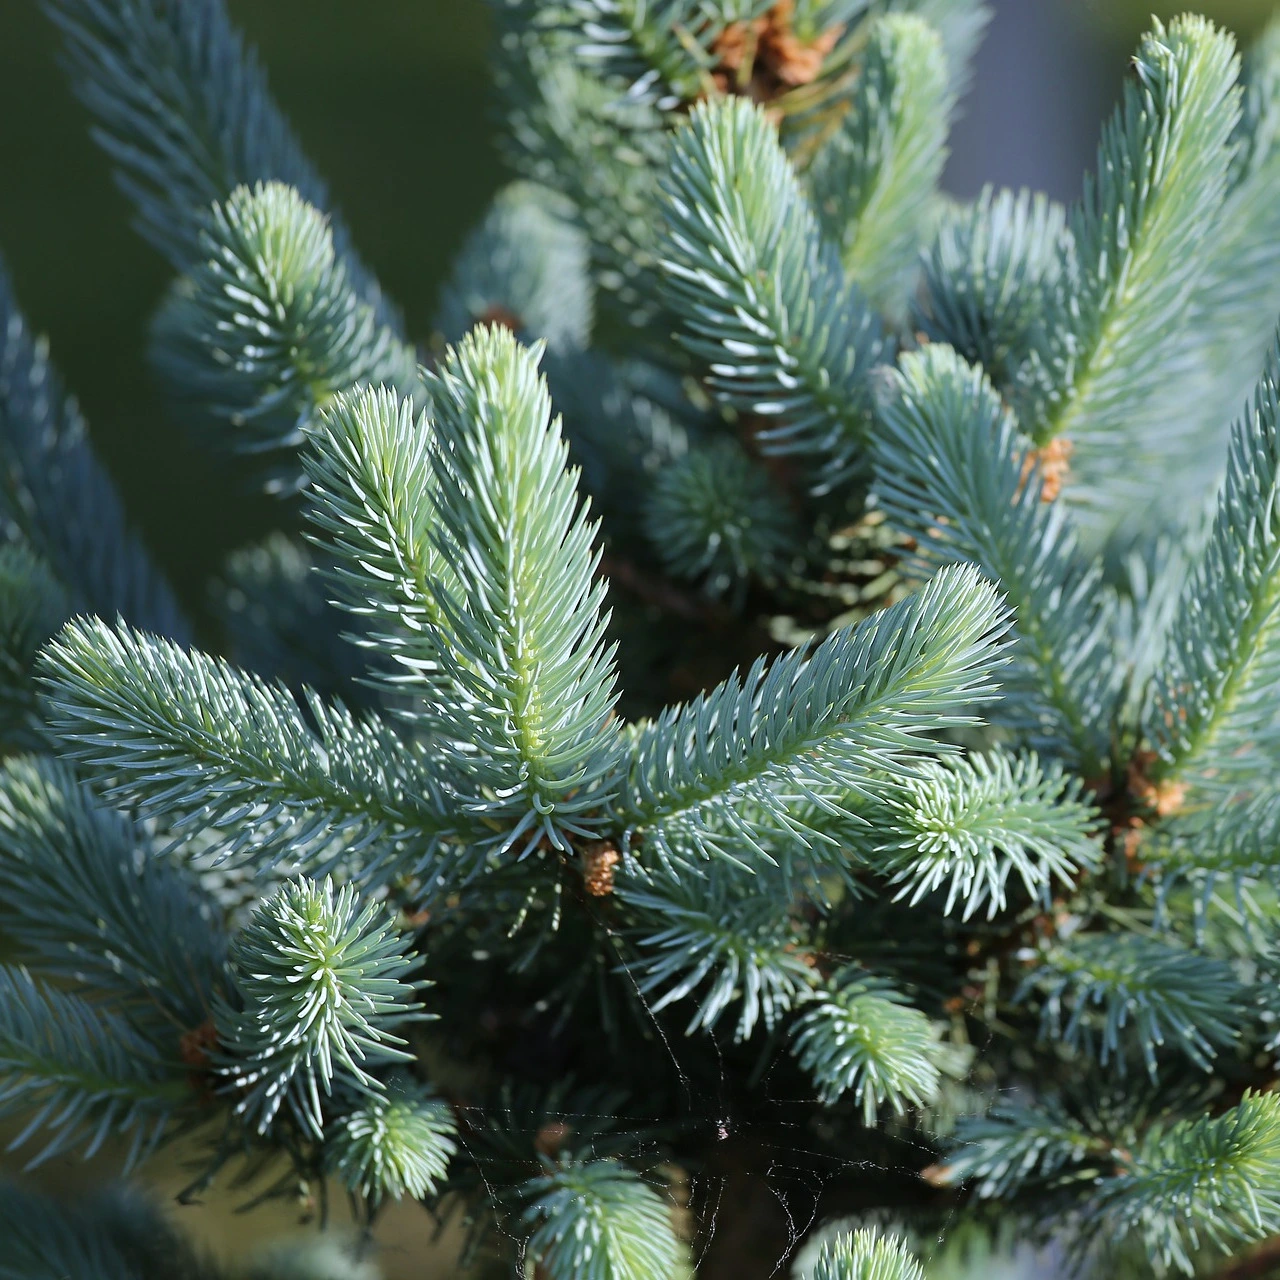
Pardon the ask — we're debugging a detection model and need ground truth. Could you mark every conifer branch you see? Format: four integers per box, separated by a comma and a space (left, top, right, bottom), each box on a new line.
325, 1075, 457, 1206
436, 181, 593, 352
1097, 1092, 1280, 1275
622, 562, 1009, 864
1019, 17, 1240, 524
557, 0, 739, 110
301, 386, 457, 714
214, 533, 366, 701
1167, 17, 1280, 473
1022, 934, 1246, 1077
557, 0, 865, 115
418, 330, 623, 846
497, 36, 669, 327
0, 265, 187, 640
9, 3, 1280, 1271
0, 967, 184, 1168
1236, 16, 1280, 181
942, 1100, 1108, 1199
618, 861, 815, 1041
0, 1182, 199, 1280
0, 755, 225, 1030
809, 14, 950, 317
43, 0, 385, 313
308, 330, 623, 851
893, 0, 991, 98
540, 347, 692, 538
151, 182, 420, 492
0, 546, 68, 750
214, 877, 425, 1138
517, 1159, 685, 1280
791, 971, 940, 1118
660, 96, 884, 488
1149, 347, 1280, 798
871, 750, 1101, 920
1144, 798, 1280, 893
874, 344, 1110, 769
809, 1228, 925, 1280
643, 438, 799, 599
915, 186, 1068, 389
37, 617, 464, 875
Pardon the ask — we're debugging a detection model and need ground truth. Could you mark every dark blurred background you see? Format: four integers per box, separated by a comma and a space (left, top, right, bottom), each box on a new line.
0, 0, 1275, 627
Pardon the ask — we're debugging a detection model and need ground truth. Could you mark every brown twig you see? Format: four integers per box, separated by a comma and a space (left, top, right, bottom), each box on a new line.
1209, 1237, 1280, 1280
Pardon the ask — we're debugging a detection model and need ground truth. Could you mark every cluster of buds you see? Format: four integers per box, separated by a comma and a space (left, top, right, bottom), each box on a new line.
708, 1, 845, 103
581, 839, 621, 897
1019, 437, 1074, 502
178, 1019, 220, 1104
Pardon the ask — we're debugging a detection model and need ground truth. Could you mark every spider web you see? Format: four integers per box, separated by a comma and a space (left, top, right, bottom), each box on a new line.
399, 904, 1066, 1280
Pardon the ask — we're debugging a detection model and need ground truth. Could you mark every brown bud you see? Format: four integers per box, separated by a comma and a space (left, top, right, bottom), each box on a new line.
582, 840, 620, 897
179, 1018, 218, 1070
1121, 822, 1146, 872
705, 1, 843, 107
710, 19, 762, 76
1019, 437, 1074, 502
535, 1120, 572, 1158
756, 2, 843, 88
179, 1019, 219, 1104
1127, 748, 1185, 818
476, 304, 524, 334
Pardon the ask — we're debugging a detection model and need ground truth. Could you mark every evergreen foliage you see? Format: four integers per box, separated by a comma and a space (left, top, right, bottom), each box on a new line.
324, 1075, 457, 1207
618, 858, 814, 1040
1021, 934, 1246, 1077
1099, 1092, 1280, 1273
791, 970, 941, 1117
808, 14, 950, 318
212, 533, 366, 700
1147, 348, 1280, 797
661, 95, 885, 486
1016, 17, 1241, 530
0, 755, 225, 1028
4, 1, 1280, 1277
0, 548, 67, 751
874, 344, 1109, 767
621, 562, 1007, 865
39, 616, 462, 874
0, 1182, 211, 1280
808, 1229, 925, 1280
0, 965, 184, 1168
0, 264, 186, 640
517, 1159, 687, 1280
213, 876, 426, 1137
642, 438, 799, 599
43, 0, 378, 297
151, 182, 420, 492
870, 750, 1099, 920
915, 186, 1068, 389
0, 1180, 372, 1280
435, 180, 593, 353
